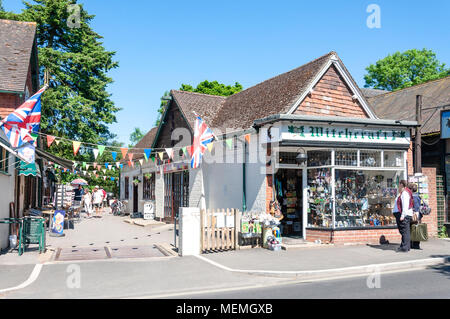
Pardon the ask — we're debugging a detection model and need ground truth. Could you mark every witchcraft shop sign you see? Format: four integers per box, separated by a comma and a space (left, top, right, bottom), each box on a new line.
282, 125, 410, 145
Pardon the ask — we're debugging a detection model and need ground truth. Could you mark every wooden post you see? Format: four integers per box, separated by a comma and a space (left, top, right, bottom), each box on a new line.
226, 208, 230, 250
200, 209, 205, 253
206, 209, 211, 252
415, 95, 422, 174
211, 210, 216, 252
234, 209, 241, 250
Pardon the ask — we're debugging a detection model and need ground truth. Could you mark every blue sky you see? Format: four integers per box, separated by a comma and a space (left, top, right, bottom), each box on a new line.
4, 0, 450, 145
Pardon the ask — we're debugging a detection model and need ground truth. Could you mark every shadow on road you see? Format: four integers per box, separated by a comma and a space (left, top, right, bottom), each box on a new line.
366, 243, 399, 251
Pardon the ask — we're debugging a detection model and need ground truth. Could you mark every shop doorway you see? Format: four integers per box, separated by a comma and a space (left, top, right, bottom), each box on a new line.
274, 168, 304, 238
133, 176, 139, 213
164, 170, 189, 223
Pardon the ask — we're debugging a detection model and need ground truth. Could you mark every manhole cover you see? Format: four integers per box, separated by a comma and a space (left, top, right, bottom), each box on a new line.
55, 247, 109, 261
109, 246, 165, 259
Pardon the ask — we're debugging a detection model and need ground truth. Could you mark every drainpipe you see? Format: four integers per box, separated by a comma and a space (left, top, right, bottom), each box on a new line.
242, 138, 247, 212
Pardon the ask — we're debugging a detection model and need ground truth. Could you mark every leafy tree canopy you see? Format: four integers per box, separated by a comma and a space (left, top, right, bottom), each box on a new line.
1, 0, 121, 191
364, 48, 449, 91
129, 127, 145, 147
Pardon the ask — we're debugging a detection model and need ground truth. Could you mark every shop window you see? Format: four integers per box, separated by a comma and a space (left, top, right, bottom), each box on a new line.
0, 147, 8, 173
360, 150, 381, 167
307, 168, 332, 227
307, 150, 331, 167
334, 169, 401, 228
335, 150, 358, 166
384, 151, 404, 167
143, 173, 155, 200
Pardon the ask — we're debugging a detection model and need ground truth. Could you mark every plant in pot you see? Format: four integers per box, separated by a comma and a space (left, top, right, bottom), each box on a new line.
144, 173, 152, 180
132, 178, 141, 186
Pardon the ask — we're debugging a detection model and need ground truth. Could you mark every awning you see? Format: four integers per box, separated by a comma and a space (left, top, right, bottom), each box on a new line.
17, 161, 41, 177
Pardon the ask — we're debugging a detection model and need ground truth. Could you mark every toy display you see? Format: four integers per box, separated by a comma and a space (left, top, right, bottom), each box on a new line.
274, 169, 302, 236
334, 170, 398, 227
307, 168, 332, 227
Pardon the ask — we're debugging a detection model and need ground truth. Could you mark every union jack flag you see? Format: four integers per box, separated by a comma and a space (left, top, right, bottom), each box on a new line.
0, 86, 47, 148
189, 116, 214, 169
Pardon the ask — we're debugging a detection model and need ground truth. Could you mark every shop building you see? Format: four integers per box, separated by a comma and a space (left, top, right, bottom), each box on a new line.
123, 51, 435, 244
367, 76, 450, 232
0, 19, 40, 250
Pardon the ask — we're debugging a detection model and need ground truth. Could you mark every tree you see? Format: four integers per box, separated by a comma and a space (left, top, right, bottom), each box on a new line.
1, 0, 120, 157
155, 81, 243, 126
1, 0, 120, 191
129, 127, 144, 147
180, 80, 243, 96
0, 0, 4, 11
364, 49, 449, 91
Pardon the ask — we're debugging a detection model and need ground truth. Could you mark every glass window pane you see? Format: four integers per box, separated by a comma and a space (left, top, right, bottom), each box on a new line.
335, 169, 402, 228
384, 151, 404, 167
307, 168, 332, 227
360, 150, 381, 167
278, 152, 298, 165
307, 150, 331, 167
335, 150, 358, 166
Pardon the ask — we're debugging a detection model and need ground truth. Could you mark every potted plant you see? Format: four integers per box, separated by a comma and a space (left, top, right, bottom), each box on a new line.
132, 178, 141, 186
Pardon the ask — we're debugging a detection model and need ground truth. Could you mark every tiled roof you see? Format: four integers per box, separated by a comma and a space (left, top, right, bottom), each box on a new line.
171, 90, 226, 132
360, 88, 390, 98
210, 52, 335, 130
133, 127, 158, 160
0, 19, 37, 92
368, 76, 450, 135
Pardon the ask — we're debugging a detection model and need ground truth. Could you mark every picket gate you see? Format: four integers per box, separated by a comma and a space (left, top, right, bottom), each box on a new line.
200, 209, 241, 253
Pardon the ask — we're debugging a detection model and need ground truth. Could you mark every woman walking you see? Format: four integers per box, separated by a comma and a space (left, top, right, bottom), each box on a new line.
392, 180, 414, 252
83, 189, 93, 218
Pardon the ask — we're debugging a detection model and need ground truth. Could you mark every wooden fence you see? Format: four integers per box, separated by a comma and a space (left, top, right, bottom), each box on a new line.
200, 209, 241, 253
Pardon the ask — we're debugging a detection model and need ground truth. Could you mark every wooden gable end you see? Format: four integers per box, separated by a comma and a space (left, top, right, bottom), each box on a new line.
153, 99, 191, 151
293, 64, 369, 118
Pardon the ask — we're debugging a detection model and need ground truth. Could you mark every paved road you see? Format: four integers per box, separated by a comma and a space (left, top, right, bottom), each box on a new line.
180, 265, 450, 299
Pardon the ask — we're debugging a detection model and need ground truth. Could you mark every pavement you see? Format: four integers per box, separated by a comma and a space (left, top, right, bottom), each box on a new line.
198, 238, 450, 279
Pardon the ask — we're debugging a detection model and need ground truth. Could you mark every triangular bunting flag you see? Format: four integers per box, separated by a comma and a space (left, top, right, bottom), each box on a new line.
158, 152, 164, 160
102, 169, 106, 174
116, 162, 120, 168
82, 162, 86, 169
111, 151, 117, 161
144, 149, 151, 161
98, 145, 106, 156
120, 148, 128, 159
182, 147, 188, 157
93, 148, 99, 159
105, 163, 109, 169
55, 139, 60, 145
207, 143, 214, 153
244, 134, 251, 144
103, 176, 106, 181
139, 159, 143, 166
120, 164, 123, 169
128, 153, 134, 161
86, 164, 90, 170
165, 148, 174, 159
73, 141, 81, 155
47, 135, 56, 148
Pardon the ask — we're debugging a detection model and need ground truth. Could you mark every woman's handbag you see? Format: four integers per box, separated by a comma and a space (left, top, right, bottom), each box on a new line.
411, 223, 428, 242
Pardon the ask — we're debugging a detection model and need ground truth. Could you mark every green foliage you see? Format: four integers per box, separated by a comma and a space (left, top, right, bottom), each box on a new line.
364, 49, 449, 91
129, 127, 145, 147
2, 0, 120, 191
180, 80, 243, 96
438, 226, 448, 238
155, 91, 170, 126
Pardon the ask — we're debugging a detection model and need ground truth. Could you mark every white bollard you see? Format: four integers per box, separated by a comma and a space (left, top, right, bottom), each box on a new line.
178, 207, 201, 256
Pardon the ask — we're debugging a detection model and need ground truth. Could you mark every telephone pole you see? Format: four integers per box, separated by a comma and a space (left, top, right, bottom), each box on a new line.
415, 95, 422, 173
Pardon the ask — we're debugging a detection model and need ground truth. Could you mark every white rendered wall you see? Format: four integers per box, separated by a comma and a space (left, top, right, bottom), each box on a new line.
0, 153, 16, 249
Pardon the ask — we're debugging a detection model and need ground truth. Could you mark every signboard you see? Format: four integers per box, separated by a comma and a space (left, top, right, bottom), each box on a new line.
51, 210, 66, 235
280, 124, 410, 145
441, 110, 450, 139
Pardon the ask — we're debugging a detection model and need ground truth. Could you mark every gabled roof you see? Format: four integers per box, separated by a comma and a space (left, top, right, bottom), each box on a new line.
168, 51, 377, 133
368, 76, 450, 135
0, 19, 37, 93
133, 127, 158, 160
171, 90, 226, 131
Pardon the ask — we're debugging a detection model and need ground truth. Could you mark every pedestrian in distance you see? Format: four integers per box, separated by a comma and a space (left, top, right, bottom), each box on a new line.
92, 185, 104, 217
83, 188, 93, 218
392, 180, 414, 252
